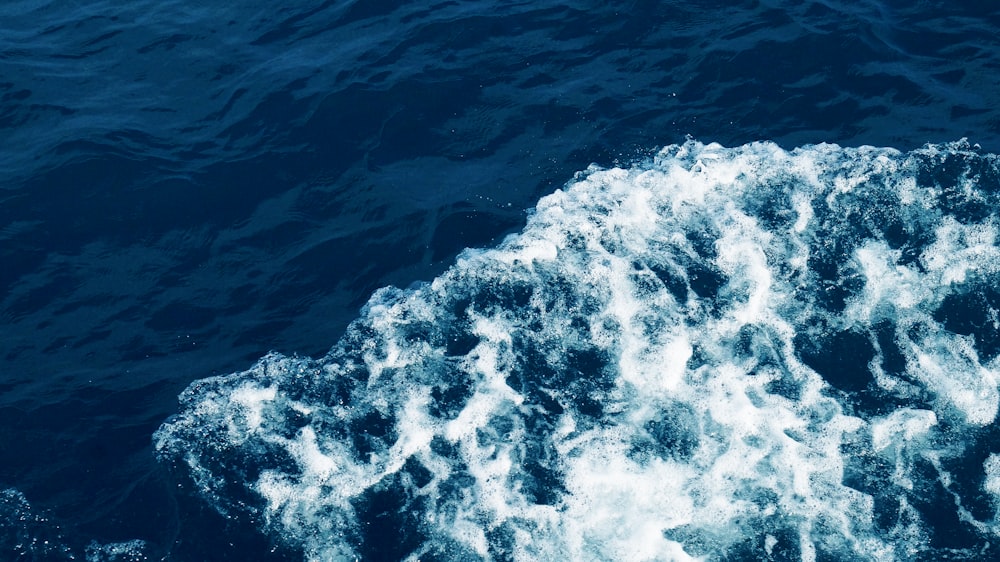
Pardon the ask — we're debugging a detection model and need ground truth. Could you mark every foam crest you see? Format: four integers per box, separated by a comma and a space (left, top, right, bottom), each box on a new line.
156, 140, 1000, 560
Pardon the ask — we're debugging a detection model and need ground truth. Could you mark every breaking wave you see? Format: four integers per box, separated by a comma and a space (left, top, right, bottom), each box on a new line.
155, 140, 1000, 561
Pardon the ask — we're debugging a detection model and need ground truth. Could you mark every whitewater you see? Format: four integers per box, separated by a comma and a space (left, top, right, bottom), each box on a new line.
151, 140, 1000, 561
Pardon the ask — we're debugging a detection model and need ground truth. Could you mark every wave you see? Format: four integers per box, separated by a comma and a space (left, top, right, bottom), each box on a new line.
0, 488, 148, 561
154, 140, 1000, 561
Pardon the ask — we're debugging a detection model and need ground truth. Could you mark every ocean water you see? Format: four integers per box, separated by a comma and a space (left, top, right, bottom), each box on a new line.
3, 1, 1000, 561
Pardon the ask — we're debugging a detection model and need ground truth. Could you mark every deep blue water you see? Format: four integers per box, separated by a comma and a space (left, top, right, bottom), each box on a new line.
3, 1, 1000, 560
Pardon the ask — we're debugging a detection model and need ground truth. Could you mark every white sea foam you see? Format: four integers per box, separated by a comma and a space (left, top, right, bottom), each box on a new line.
155, 140, 1000, 560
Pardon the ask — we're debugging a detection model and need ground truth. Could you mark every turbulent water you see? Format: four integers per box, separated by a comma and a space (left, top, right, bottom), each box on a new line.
4, 1, 1000, 561
154, 140, 1000, 561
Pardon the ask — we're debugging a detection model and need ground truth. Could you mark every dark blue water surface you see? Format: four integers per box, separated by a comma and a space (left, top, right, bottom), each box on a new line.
3, 1, 1000, 560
